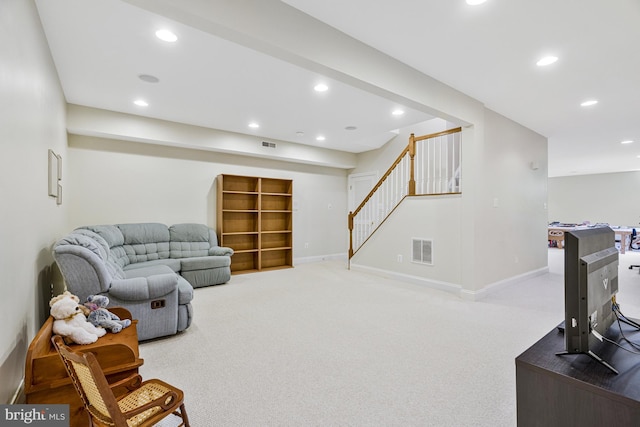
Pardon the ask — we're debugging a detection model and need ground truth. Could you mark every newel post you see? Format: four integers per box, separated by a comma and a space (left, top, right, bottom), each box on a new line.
408, 133, 416, 195
348, 211, 354, 268
348, 212, 354, 258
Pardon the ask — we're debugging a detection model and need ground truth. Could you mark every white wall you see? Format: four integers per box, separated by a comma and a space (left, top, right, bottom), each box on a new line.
350, 109, 548, 297
350, 118, 450, 178
67, 135, 348, 260
548, 171, 640, 227
475, 109, 548, 288
0, 0, 68, 403
352, 196, 463, 291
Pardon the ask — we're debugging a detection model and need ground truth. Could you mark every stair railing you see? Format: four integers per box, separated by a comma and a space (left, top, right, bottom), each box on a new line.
348, 127, 462, 262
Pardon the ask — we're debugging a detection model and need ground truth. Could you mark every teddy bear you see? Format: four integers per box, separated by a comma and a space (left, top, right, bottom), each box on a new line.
50, 291, 106, 345
49, 290, 91, 317
84, 294, 131, 333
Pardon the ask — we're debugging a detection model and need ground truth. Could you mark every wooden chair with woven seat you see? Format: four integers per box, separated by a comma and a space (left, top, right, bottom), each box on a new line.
51, 335, 190, 427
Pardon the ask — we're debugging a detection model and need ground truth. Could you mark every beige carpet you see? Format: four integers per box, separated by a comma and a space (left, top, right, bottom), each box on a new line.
143, 249, 640, 426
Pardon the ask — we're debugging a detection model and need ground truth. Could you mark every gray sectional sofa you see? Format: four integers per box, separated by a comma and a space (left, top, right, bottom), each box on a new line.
52, 223, 233, 341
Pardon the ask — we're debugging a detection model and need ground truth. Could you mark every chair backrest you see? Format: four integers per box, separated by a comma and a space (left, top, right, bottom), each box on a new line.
51, 335, 128, 426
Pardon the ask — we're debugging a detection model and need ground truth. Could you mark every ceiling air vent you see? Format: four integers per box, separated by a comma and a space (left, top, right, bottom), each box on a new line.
412, 238, 433, 265
262, 141, 276, 149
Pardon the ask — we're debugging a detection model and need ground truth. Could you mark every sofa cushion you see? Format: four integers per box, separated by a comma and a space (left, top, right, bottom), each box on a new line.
169, 223, 209, 242
72, 229, 126, 277
123, 264, 174, 278
81, 225, 125, 247
122, 242, 171, 263
68, 229, 108, 259
109, 246, 130, 270
109, 265, 180, 301
170, 241, 211, 258
169, 223, 212, 258
180, 256, 231, 271
79, 225, 131, 269
116, 223, 171, 264
117, 223, 170, 244
122, 265, 193, 305
123, 258, 181, 273
181, 267, 230, 288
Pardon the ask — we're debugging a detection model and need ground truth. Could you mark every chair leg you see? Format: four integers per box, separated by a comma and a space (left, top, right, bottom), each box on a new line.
176, 403, 190, 427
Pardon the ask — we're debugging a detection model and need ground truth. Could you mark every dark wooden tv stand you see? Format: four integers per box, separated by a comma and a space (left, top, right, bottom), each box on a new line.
25, 308, 143, 427
516, 321, 640, 426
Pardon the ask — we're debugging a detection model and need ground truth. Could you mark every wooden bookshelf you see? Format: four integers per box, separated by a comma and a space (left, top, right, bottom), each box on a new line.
217, 174, 292, 273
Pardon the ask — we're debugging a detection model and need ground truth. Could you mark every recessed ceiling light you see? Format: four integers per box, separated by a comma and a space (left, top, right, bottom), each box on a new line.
155, 29, 177, 42
392, 109, 405, 116
316, 135, 326, 141
314, 83, 328, 92
138, 74, 159, 83
580, 100, 598, 107
621, 140, 634, 144
295, 131, 304, 137
133, 99, 148, 107
248, 122, 260, 129
466, 0, 487, 5
345, 126, 358, 131
536, 56, 558, 66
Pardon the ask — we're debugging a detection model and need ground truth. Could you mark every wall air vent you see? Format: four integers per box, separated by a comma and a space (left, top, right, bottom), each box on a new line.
262, 141, 276, 149
412, 238, 433, 265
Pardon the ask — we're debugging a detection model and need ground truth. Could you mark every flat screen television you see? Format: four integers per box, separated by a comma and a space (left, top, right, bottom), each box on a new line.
558, 226, 620, 373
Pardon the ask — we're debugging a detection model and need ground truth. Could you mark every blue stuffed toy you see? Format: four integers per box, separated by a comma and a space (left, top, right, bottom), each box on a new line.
84, 295, 131, 333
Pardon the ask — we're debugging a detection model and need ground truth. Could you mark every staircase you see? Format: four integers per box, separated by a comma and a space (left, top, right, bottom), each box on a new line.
348, 127, 462, 262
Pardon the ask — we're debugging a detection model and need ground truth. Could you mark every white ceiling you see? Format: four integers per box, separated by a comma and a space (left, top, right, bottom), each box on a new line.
34, 0, 432, 155
36, 0, 640, 177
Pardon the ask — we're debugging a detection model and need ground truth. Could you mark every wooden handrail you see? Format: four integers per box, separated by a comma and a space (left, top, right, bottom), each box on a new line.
350, 127, 461, 219
348, 127, 463, 262
412, 126, 462, 142
350, 145, 410, 220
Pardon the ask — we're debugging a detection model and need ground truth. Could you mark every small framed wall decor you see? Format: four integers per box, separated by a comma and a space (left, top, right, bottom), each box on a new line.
48, 149, 62, 204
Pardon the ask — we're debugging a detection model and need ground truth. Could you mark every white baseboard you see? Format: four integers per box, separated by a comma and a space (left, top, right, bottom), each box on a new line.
294, 252, 348, 265
461, 266, 549, 301
349, 263, 549, 301
10, 378, 25, 404
349, 263, 463, 295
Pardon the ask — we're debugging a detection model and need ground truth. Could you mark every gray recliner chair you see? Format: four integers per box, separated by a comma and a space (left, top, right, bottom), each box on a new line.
52, 223, 231, 341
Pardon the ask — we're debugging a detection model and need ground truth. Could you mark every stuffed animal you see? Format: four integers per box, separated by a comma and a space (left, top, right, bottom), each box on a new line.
84, 295, 131, 333
49, 290, 91, 317
50, 291, 106, 345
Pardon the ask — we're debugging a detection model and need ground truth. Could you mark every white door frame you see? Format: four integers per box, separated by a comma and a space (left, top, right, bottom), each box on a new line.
348, 171, 378, 213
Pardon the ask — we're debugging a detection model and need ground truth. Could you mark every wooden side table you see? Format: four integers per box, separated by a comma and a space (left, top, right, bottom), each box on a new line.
25, 308, 143, 427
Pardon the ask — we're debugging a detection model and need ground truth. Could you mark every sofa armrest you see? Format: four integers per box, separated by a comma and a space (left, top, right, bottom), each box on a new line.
209, 246, 234, 256
109, 274, 178, 301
